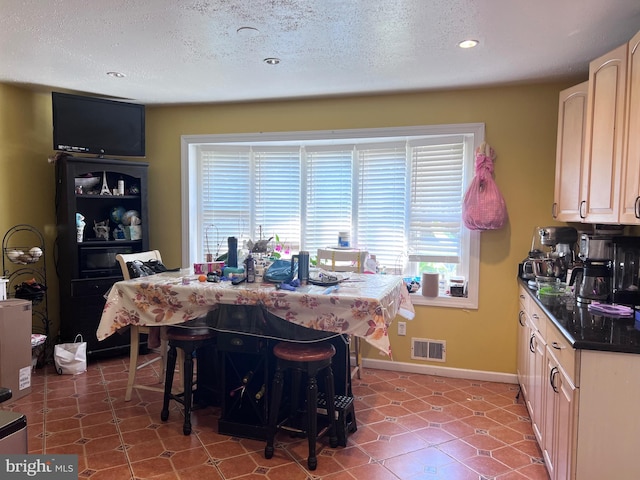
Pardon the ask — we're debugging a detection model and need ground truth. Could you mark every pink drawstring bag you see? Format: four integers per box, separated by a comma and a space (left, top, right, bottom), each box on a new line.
463, 142, 508, 230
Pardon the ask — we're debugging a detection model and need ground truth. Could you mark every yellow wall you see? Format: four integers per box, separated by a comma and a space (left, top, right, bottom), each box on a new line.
1, 81, 578, 374
146, 82, 575, 374
0, 86, 59, 331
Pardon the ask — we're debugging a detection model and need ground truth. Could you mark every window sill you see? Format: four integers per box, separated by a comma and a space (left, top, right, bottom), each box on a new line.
409, 292, 478, 310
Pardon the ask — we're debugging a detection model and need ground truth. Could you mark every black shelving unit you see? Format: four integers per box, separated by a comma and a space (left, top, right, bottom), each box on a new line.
2, 224, 50, 362
55, 156, 149, 357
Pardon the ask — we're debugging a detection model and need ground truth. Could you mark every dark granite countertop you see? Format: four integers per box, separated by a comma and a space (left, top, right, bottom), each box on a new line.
519, 279, 640, 355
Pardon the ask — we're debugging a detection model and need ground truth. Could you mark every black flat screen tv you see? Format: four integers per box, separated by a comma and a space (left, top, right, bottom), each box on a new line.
52, 92, 145, 157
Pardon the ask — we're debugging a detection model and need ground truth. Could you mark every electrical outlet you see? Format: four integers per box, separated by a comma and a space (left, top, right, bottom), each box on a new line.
397, 321, 407, 336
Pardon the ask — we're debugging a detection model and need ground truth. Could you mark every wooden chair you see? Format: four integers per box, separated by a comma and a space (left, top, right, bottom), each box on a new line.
116, 250, 173, 401
316, 248, 368, 379
316, 248, 368, 273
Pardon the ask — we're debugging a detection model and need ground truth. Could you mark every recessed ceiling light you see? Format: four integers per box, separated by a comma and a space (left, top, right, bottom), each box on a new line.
107, 71, 126, 78
263, 57, 280, 65
237, 26, 259, 35
458, 39, 479, 49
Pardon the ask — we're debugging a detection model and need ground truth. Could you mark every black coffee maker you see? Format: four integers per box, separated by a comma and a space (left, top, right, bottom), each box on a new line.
611, 236, 640, 306
569, 260, 612, 305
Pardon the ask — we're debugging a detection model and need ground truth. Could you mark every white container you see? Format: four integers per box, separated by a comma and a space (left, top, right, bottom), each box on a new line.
338, 231, 350, 247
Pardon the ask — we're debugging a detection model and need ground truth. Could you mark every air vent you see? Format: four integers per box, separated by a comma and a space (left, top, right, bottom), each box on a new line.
411, 338, 446, 362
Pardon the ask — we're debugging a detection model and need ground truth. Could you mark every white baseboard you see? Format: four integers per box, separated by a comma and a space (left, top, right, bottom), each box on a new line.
354, 356, 518, 384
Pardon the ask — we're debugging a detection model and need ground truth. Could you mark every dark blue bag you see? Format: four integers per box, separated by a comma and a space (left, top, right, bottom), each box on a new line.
263, 259, 298, 283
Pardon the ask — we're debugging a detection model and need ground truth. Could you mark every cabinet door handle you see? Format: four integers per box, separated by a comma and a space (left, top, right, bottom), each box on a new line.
550, 366, 559, 393
635, 196, 640, 218
532, 313, 539, 320
519, 311, 526, 327
552, 202, 557, 219
551, 341, 564, 350
529, 334, 536, 353
579, 200, 586, 219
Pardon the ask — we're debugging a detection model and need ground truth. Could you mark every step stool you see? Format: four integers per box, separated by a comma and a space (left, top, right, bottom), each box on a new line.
317, 393, 357, 447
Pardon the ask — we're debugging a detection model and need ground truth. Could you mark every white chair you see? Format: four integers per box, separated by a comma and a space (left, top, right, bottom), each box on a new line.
316, 248, 368, 379
316, 248, 369, 273
116, 250, 174, 401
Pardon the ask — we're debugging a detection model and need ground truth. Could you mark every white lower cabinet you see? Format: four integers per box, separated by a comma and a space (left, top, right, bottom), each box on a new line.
518, 285, 574, 480
529, 320, 546, 444
517, 288, 530, 401
518, 293, 576, 479
518, 284, 640, 479
553, 366, 575, 480
542, 345, 577, 480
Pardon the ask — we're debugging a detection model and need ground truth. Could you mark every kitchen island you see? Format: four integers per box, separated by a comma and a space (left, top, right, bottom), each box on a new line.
518, 279, 640, 480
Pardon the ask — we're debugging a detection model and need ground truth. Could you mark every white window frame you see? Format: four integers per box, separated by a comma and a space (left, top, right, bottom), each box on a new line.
181, 124, 482, 309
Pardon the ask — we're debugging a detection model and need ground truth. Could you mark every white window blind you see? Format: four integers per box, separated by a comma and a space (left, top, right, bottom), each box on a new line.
198, 137, 466, 267
253, 147, 301, 249
356, 142, 408, 269
198, 146, 251, 258
408, 138, 466, 264
304, 146, 353, 255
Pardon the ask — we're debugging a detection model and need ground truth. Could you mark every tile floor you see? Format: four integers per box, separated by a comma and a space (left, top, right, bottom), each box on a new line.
2, 353, 550, 480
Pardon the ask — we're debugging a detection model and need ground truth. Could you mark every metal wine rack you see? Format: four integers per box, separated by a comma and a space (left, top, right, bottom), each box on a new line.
2, 224, 51, 364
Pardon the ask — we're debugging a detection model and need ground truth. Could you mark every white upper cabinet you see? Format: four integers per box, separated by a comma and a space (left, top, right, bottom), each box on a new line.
553, 82, 588, 222
619, 30, 640, 224
581, 42, 628, 224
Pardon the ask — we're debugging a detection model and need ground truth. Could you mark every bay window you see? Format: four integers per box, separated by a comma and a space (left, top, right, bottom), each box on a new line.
181, 124, 482, 308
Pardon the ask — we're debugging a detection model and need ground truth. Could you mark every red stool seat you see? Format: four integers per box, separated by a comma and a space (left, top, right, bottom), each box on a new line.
273, 342, 335, 362
165, 327, 215, 342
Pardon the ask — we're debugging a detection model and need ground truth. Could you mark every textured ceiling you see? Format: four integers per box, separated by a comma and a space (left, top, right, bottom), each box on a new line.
1, 0, 640, 105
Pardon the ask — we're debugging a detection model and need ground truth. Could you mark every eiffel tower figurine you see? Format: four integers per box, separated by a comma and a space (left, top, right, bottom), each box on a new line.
99, 171, 112, 195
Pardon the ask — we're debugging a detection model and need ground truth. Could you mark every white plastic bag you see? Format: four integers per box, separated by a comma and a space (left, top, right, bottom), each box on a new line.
54, 334, 87, 375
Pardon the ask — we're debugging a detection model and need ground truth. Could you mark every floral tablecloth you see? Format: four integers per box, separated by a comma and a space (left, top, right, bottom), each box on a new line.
97, 271, 414, 357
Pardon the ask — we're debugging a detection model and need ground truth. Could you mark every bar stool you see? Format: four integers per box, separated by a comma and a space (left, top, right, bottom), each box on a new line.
160, 325, 216, 435
265, 341, 339, 471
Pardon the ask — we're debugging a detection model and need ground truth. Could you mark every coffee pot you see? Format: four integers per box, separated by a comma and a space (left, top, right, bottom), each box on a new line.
569, 259, 612, 304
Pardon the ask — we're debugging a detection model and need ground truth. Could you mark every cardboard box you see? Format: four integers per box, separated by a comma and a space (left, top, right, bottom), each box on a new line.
0, 300, 32, 400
